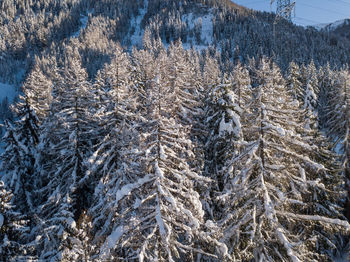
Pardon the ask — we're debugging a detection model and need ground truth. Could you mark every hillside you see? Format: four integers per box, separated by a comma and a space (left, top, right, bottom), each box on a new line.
0, 0, 350, 261
319, 19, 350, 42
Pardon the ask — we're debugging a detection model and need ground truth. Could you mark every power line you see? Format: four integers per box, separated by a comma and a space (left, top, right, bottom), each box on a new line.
331, 0, 350, 5
294, 16, 322, 25
244, 0, 267, 5
298, 2, 350, 17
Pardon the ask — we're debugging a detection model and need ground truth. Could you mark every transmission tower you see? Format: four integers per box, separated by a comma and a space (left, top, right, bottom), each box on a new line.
270, 0, 295, 59
271, 0, 295, 22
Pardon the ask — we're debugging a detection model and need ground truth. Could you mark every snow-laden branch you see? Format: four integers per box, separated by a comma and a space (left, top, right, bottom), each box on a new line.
115, 174, 154, 203
277, 211, 350, 230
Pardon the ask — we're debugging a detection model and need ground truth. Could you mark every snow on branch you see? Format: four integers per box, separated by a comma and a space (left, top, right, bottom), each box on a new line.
277, 211, 350, 230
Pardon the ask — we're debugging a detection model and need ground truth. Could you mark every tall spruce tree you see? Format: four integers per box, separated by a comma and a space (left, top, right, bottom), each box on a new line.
0, 180, 31, 261
204, 62, 251, 194
323, 68, 350, 220
33, 54, 97, 260
88, 46, 227, 261
287, 61, 303, 101
217, 58, 349, 261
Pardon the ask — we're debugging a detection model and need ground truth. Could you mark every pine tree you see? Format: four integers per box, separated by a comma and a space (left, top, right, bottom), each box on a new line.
303, 60, 319, 130
0, 115, 36, 213
33, 55, 97, 260
88, 46, 227, 261
0, 181, 31, 261
217, 58, 349, 261
318, 62, 335, 128
205, 62, 250, 194
0, 90, 40, 209
21, 64, 52, 123
203, 50, 221, 91
85, 46, 140, 260
287, 61, 303, 101
323, 68, 350, 220
166, 41, 202, 125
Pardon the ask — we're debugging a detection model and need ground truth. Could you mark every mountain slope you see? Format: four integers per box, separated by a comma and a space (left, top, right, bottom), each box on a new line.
0, 0, 350, 261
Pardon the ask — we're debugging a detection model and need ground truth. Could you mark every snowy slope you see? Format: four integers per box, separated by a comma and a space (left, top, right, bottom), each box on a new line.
129, 0, 149, 48
314, 19, 350, 31
127, 0, 214, 51
182, 12, 214, 50
72, 10, 93, 38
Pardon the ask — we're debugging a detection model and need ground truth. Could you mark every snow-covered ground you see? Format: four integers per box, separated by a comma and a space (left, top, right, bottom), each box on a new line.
182, 12, 214, 51
314, 19, 350, 31
200, 13, 214, 45
127, 0, 215, 52
129, 0, 149, 48
72, 10, 93, 38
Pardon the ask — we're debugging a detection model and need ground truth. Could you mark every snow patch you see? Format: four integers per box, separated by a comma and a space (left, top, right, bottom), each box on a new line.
219, 116, 234, 135
66, 217, 76, 229
155, 201, 166, 236
154, 160, 164, 179
115, 174, 153, 203
159, 145, 166, 160
129, 0, 148, 48
107, 226, 123, 248
181, 12, 214, 51
0, 213, 3, 227
72, 10, 93, 38
219, 111, 241, 138
201, 14, 214, 45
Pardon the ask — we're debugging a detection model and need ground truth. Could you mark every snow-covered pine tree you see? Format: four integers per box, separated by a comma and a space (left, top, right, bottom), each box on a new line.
21, 64, 53, 123
318, 62, 335, 129
84, 46, 142, 259
33, 54, 97, 260
0, 75, 44, 257
0, 100, 38, 213
287, 61, 303, 101
130, 46, 159, 116
184, 47, 208, 172
203, 50, 221, 91
231, 62, 252, 109
323, 68, 350, 218
165, 41, 207, 174
204, 78, 242, 222
88, 46, 228, 261
0, 95, 41, 257
217, 58, 349, 261
204, 62, 250, 194
303, 60, 319, 130
166, 40, 202, 125
0, 180, 31, 261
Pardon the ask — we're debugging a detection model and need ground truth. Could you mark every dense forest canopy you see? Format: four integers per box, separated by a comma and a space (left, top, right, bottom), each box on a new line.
0, 0, 350, 261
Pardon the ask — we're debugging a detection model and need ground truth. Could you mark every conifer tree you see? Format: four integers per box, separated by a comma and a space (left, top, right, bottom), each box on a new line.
89, 46, 227, 261
217, 58, 349, 261
203, 50, 221, 91
33, 54, 97, 260
318, 62, 335, 128
0, 94, 40, 247
323, 68, 350, 219
303, 61, 319, 129
0, 181, 31, 261
21, 64, 52, 123
205, 62, 251, 194
287, 61, 303, 101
